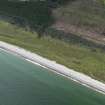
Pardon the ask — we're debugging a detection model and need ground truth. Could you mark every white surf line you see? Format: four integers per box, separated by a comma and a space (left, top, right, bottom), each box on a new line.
0, 41, 105, 95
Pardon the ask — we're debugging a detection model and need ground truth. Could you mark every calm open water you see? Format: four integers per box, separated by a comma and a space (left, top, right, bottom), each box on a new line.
0, 49, 105, 105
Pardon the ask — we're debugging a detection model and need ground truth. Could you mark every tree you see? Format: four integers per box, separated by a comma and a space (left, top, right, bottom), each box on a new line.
0, 0, 53, 37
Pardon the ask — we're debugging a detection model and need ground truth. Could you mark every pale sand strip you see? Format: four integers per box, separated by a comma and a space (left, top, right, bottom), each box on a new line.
0, 41, 105, 94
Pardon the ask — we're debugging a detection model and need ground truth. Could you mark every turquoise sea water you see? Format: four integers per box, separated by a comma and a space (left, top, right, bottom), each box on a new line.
0, 49, 105, 105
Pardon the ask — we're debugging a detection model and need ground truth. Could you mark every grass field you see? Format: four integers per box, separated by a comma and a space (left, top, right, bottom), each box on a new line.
1, 21, 105, 82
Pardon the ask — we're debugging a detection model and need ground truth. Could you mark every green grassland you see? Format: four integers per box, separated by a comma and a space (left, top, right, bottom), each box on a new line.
0, 21, 105, 82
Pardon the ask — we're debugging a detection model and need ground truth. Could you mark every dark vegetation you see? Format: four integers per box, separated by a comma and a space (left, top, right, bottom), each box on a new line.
0, 0, 105, 46
0, 0, 105, 35
0, 0, 71, 37
45, 28, 105, 51
0, 0, 105, 51
0, 0, 53, 37
0, 0, 105, 31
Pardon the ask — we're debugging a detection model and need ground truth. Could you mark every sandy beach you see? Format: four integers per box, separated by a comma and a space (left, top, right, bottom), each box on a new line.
0, 41, 105, 94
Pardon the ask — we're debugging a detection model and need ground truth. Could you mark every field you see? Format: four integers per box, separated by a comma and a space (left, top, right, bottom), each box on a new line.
1, 21, 105, 82
0, 49, 105, 105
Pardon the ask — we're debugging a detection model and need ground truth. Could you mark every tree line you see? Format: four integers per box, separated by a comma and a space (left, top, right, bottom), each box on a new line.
0, 0, 73, 37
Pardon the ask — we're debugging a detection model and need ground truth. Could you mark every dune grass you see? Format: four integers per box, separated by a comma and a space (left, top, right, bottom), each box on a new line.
0, 21, 105, 82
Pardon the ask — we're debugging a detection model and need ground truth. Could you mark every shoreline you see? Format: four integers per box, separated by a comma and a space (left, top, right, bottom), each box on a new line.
0, 41, 105, 95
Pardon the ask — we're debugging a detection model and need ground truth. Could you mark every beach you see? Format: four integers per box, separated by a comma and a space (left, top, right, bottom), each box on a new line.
0, 41, 105, 94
